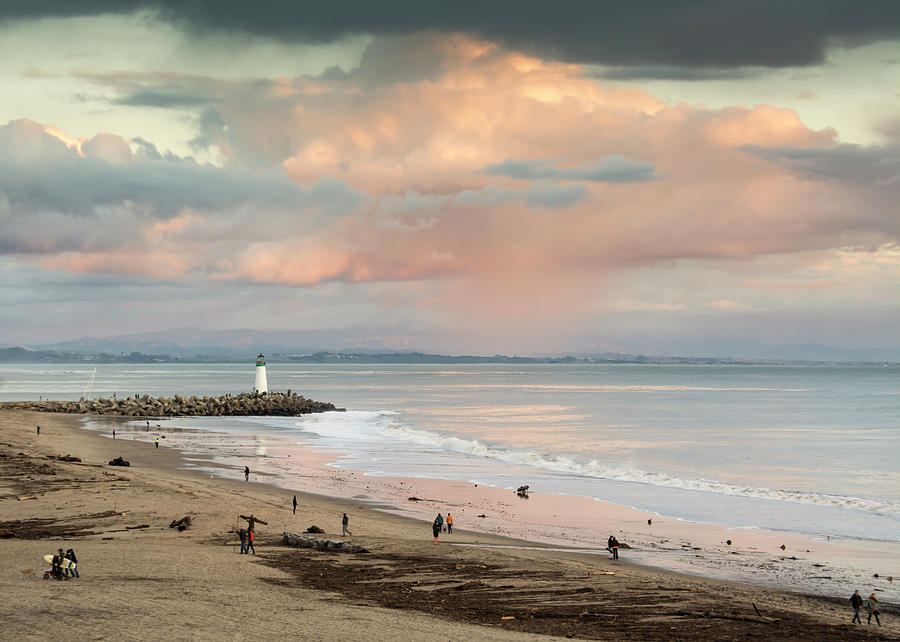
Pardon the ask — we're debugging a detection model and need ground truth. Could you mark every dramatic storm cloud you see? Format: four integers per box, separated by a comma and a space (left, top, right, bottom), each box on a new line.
2, 1, 899, 69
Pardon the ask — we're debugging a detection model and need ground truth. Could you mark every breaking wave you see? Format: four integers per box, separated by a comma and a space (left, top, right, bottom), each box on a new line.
298, 410, 900, 516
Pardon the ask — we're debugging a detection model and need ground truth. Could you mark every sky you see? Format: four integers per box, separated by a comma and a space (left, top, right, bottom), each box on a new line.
0, 1, 898, 356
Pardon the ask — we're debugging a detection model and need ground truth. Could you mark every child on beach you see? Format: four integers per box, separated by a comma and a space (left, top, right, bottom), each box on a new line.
432, 517, 441, 544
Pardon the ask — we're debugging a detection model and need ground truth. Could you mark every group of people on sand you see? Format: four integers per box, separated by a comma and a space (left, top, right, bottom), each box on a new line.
237, 527, 256, 554
850, 590, 881, 627
49, 548, 79, 580
432, 512, 453, 543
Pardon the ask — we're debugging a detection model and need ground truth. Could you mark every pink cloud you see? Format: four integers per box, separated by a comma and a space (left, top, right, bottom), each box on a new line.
5, 35, 897, 332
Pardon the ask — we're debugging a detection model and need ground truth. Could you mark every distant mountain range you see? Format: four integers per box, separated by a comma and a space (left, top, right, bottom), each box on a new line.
1, 327, 898, 364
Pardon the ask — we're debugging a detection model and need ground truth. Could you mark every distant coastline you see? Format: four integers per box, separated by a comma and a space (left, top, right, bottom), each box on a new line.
1, 346, 896, 366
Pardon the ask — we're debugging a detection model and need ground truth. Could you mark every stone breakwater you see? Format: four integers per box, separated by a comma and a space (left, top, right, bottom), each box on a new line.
0, 391, 342, 417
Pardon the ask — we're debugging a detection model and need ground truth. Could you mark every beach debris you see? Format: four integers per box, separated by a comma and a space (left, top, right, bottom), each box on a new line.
647, 518, 652, 525
168, 515, 192, 531
407, 496, 422, 501
240, 514, 267, 532
108, 457, 130, 467
500, 616, 515, 620
873, 573, 879, 578
516, 485, 530, 498
752, 603, 762, 617
0, 530, 15, 538
56, 454, 81, 462
304, 525, 325, 534
589, 571, 615, 576
453, 580, 485, 590
125, 524, 150, 530
283, 531, 369, 553
726, 540, 732, 545
477, 514, 487, 518
18, 495, 38, 501
780, 544, 786, 550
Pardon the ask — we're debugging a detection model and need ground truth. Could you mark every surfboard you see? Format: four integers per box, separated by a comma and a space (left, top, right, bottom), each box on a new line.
43, 554, 76, 569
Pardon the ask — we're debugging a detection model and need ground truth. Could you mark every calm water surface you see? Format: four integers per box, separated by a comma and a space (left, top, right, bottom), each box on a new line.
2, 363, 897, 540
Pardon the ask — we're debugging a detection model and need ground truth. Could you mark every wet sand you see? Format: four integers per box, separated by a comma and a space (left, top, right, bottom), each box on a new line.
1, 410, 897, 640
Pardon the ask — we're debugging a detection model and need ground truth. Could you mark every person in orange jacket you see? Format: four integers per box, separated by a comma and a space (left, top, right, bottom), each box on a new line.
446, 513, 453, 534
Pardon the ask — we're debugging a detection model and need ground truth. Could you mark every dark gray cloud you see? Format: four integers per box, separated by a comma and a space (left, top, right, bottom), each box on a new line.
482, 156, 660, 183
1, 1, 898, 69
744, 143, 900, 188
592, 66, 757, 82
113, 89, 221, 108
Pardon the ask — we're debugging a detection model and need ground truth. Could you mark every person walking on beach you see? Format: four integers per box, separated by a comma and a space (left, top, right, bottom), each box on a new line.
36, 425, 40, 435
51, 548, 64, 580
607, 535, 619, 560
246, 528, 256, 554
238, 528, 248, 554
868, 593, 881, 627
432, 516, 441, 544
154, 437, 159, 449
244, 466, 250, 481
292, 495, 297, 514
435, 513, 444, 532
342, 513, 351, 536
850, 590, 863, 624
112, 429, 116, 439
65, 549, 79, 578
446, 513, 453, 534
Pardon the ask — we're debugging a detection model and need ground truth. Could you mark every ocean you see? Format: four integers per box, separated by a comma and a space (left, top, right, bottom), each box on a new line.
3, 362, 897, 544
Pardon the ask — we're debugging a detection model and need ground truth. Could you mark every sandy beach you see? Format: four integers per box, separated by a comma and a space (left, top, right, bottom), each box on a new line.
1, 409, 897, 641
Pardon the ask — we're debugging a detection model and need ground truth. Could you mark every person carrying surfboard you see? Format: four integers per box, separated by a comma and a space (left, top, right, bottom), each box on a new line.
53, 548, 65, 579
65, 549, 79, 578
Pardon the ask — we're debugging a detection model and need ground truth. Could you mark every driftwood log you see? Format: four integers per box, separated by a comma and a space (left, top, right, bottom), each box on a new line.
283, 531, 369, 554
168, 516, 192, 531
239, 514, 267, 532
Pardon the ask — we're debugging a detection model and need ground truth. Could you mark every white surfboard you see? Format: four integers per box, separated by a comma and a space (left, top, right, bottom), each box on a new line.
43, 554, 76, 570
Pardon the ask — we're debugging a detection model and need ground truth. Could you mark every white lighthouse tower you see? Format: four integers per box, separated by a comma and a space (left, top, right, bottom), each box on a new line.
254, 353, 268, 394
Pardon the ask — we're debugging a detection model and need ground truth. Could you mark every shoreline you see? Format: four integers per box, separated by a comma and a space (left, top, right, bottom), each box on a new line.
76, 411, 900, 606
2, 409, 897, 640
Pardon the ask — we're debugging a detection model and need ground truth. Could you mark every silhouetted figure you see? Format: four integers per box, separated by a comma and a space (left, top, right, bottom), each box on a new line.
244, 466, 250, 481
292, 495, 297, 514
342, 513, 351, 536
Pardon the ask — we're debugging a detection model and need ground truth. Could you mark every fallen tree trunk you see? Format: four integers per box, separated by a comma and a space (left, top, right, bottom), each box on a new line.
283, 531, 369, 554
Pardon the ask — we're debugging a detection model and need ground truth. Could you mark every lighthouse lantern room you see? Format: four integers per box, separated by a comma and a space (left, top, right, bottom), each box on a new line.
254, 353, 268, 394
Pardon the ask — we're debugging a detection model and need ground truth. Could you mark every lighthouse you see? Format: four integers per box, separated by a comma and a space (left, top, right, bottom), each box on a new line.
254, 353, 268, 394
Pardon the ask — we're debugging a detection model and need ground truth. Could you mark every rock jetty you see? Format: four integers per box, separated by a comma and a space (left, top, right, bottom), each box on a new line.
0, 391, 341, 417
